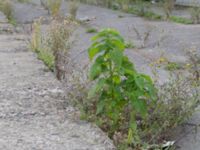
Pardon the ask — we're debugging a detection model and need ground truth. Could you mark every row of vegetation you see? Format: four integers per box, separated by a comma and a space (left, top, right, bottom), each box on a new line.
0, 0, 199, 26
80, 0, 200, 24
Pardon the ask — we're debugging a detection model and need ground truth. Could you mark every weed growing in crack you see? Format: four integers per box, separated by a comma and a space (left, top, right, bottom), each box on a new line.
125, 41, 135, 49
147, 73, 200, 144
165, 62, 183, 71
30, 17, 77, 74
64, 29, 200, 149
87, 28, 157, 147
46, 19, 78, 79
169, 16, 193, 24
86, 27, 98, 33
30, 19, 55, 71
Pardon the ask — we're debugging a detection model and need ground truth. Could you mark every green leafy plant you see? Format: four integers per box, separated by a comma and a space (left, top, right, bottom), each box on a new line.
65, 29, 200, 149
88, 28, 156, 143
37, 48, 55, 71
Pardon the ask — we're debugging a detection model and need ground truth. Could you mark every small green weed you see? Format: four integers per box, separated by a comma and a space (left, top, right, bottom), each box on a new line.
118, 15, 124, 18
125, 41, 135, 49
169, 16, 193, 24
165, 62, 183, 71
38, 49, 55, 71
143, 11, 162, 20
8, 17, 17, 26
17, 0, 30, 3
129, 7, 162, 21
86, 27, 98, 33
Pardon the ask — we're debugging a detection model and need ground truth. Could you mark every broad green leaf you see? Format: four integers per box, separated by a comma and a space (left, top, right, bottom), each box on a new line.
110, 49, 123, 67
92, 28, 124, 44
122, 56, 135, 71
88, 78, 106, 98
110, 38, 125, 51
131, 94, 147, 118
112, 75, 121, 84
89, 61, 102, 80
96, 100, 105, 115
88, 42, 106, 60
139, 73, 153, 83
135, 74, 146, 90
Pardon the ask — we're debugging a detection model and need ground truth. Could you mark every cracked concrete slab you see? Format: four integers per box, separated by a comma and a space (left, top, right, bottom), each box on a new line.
2, 1, 200, 149
0, 12, 114, 150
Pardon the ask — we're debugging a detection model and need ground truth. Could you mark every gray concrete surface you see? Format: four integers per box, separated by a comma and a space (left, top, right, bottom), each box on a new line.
1, 0, 200, 149
0, 12, 114, 150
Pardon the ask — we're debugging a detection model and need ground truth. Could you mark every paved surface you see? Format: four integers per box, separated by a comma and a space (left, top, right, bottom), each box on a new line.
0, 12, 114, 150
1, 0, 200, 149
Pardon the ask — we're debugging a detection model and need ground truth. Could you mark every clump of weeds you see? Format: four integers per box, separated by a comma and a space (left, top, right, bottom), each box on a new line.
64, 29, 200, 149
30, 16, 78, 77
